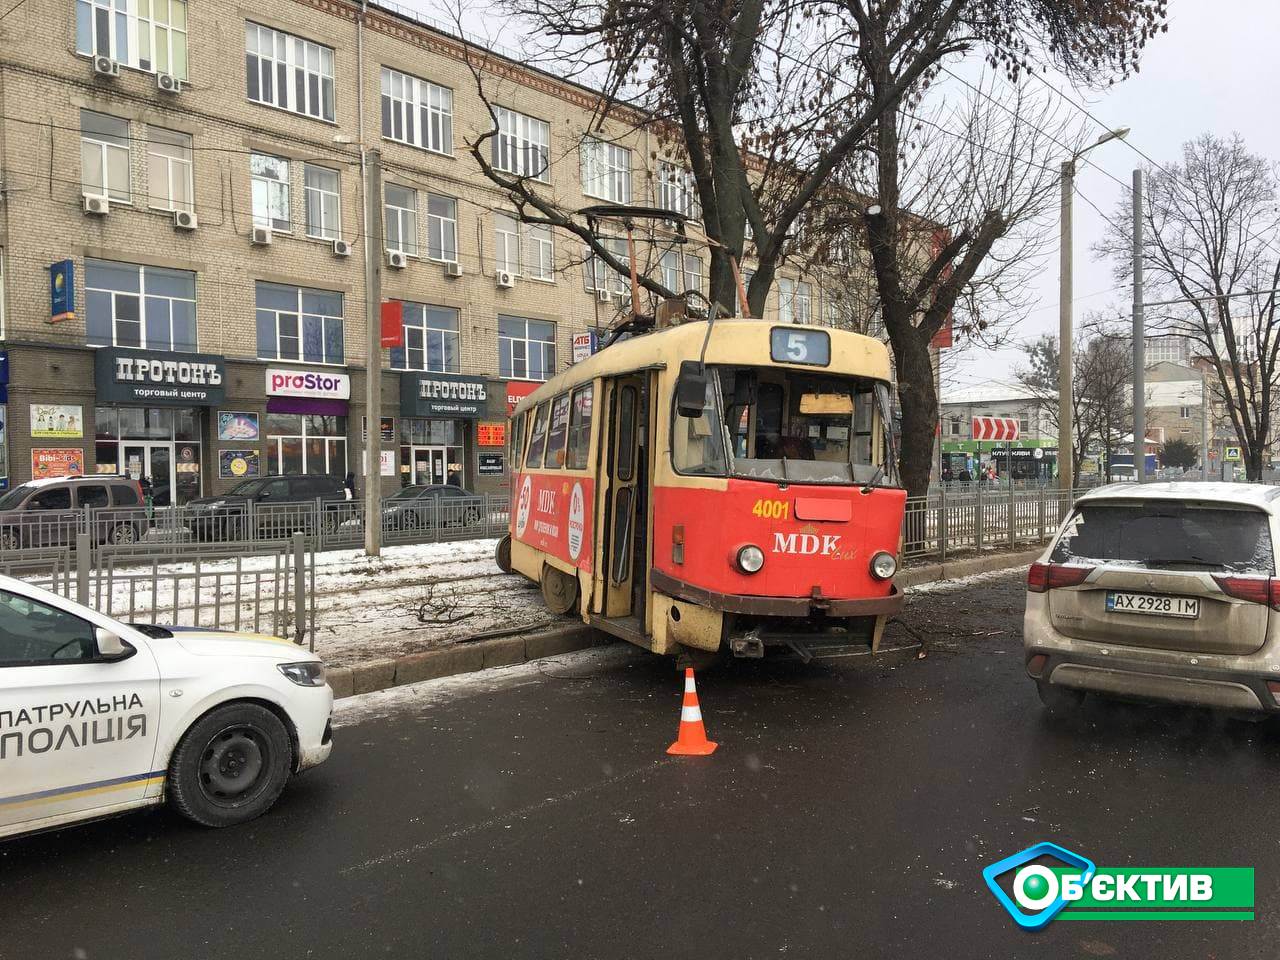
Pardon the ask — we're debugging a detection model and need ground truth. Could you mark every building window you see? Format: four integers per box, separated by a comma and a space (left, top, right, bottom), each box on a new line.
250, 154, 290, 231
380, 67, 452, 154
245, 22, 335, 122
779, 279, 795, 323
581, 137, 631, 203
794, 282, 813, 324
499, 315, 556, 382
76, 0, 189, 79
949, 416, 962, 436
656, 161, 699, 219
303, 164, 341, 240
81, 110, 130, 202
0, 247, 5, 340
255, 282, 344, 365
426, 195, 457, 263
492, 106, 550, 182
392, 303, 460, 373
1180, 406, 1192, 419
1018, 415, 1030, 435
683, 255, 703, 296
495, 213, 520, 277
384, 184, 418, 256
584, 238, 629, 295
147, 127, 192, 212
495, 214, 555, 281
86, 259, 196, 352
265, 414, 346, 476
660, 250, 680, 293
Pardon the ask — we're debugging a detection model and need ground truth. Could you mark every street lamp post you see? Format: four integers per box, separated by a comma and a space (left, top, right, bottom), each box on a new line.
1059, 127, 1129, 494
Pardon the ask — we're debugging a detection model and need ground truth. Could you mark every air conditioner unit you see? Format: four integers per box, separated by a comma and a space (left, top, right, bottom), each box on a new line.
83, 194, 110, 215
596, 288, 612, 304
92, 55, 120, 78
156, 73, 182, 94
496, 270, 514, 289
173, 209, 197, 230
444, 261, 463, 278
387, 250, 407, 269
251, 226, 272, 245
332, 239, 352, 258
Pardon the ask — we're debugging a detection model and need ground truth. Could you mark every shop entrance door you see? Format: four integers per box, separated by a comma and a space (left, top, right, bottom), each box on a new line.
122, 443, 174, 507
411, 447, 448, 486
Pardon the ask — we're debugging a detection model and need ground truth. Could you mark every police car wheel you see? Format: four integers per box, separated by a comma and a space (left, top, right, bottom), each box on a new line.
168, 703, 292, 828
109, 523, 137, 545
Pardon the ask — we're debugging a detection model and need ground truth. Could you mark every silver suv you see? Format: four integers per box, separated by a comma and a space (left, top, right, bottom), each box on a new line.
1024, 482, 1280, 715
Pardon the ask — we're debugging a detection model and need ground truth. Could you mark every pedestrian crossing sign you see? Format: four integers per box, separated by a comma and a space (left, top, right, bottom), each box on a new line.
1225, 446, 1242, 461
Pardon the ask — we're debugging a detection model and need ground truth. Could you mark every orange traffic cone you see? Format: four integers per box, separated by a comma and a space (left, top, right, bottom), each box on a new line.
667, 668, 718, 756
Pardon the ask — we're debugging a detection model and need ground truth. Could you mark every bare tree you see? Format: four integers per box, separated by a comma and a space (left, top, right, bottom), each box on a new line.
1016, 319, 1132, 480
824, 76, 1081, 493
1098, 134, 1280, 479
457, 0, 1167, 328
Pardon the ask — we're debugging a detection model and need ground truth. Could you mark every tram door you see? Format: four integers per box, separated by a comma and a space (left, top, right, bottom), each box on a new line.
603, 376, 646, 619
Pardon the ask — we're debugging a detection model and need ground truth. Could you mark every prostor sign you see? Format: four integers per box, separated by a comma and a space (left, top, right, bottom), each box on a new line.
94, 347, 227, 406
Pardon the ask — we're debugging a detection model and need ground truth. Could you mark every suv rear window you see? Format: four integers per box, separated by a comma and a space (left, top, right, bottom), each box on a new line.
1051, 502, 1275, 574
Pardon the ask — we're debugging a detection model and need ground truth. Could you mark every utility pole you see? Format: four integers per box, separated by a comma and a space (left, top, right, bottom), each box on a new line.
1059, 160, 1074, 494
364, 148, 384, 556
1132, 167, 1146, 483
1199, 365, 1209, 482
1058, 128, 1128, 494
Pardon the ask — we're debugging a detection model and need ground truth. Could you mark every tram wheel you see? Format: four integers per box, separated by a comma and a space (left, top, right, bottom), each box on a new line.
495, 534, 513, 573
540, 565, 579, 615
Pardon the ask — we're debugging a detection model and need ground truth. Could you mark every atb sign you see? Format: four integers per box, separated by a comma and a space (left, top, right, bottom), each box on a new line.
972, 416, 1020, 442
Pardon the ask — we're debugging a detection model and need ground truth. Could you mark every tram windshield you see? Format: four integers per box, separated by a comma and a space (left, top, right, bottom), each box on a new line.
672, 366, 897, 486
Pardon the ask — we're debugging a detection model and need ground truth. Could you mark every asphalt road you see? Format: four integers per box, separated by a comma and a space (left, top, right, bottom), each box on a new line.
2, 569, 1276, 960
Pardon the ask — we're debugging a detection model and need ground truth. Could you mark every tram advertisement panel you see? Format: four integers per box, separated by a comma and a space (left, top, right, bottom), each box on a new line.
512, 472, 595, 574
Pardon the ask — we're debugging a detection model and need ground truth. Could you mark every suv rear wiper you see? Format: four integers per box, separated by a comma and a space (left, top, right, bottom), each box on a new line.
1138, 556, 1220, 568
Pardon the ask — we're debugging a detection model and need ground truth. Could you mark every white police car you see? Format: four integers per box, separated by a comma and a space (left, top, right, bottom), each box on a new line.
0, 574, 332, 838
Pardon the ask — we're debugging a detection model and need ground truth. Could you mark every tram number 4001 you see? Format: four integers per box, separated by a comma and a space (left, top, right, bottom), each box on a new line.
750, 499, 790, 520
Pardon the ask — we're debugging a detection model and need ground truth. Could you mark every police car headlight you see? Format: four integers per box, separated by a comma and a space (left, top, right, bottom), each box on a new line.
870, 551, 897, 580
277, 661, 326, 687
735, 545, 765, 574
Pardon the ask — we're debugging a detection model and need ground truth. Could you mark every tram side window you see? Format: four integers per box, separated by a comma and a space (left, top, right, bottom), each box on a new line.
671, 377, 727, 476
544, 394, 572, 469
510, 411, 526, 471
525, 402, 551, 469
566, 385, 594, 470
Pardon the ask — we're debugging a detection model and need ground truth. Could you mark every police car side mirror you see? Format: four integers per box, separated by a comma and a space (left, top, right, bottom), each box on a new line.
95, 627, 132, 661
676, 361, 708, 419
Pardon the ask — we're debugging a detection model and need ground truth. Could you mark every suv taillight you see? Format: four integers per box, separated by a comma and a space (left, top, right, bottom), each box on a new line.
1028, 562, 1094, 593
1212, 575, 1280, 610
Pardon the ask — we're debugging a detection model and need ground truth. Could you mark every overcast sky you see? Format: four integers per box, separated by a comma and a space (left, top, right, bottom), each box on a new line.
944, 0, 1280, 394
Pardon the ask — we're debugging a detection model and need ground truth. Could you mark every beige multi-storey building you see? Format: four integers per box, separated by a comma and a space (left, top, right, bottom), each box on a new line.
0, 0, 836, 502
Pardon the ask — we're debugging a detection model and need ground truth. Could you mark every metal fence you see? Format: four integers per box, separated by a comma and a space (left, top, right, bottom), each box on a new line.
0, 493, 511, 560
902, 484, 1081, 560
5, 532, 318, 650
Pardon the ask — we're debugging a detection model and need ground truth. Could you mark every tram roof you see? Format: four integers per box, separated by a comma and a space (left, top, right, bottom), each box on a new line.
510, 319, 892, 417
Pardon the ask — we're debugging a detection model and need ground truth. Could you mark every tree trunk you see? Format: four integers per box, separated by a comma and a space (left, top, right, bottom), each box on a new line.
893, 332, 938, 497
1246, 447, 1264, 481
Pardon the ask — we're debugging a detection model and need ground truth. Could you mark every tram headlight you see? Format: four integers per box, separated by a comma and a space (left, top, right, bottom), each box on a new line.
735, 544, 765, 574
870, 551, 897, 580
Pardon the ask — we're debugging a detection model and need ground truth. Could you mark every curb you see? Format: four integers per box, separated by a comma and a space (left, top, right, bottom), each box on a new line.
328, 623, 604, 700
328, 546, 1042, 700
896, 547, 1043, 589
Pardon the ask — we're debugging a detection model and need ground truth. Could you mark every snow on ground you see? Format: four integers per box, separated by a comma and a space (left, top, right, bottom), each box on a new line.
84, 538, 559, 667
333, 646, 635, 728
906, 567, 1023, 594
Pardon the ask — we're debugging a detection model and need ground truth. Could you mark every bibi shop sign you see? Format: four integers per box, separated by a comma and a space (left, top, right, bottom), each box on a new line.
400, 373, 488, 419
95, 347, 226, 406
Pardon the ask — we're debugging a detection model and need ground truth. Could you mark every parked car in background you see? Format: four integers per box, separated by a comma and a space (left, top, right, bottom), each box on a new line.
187, 475, 349, 541
0, 574, 332, 839
383, 485, 484, 532
0, 476, 148, 550
1024, 482, 1280, 717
